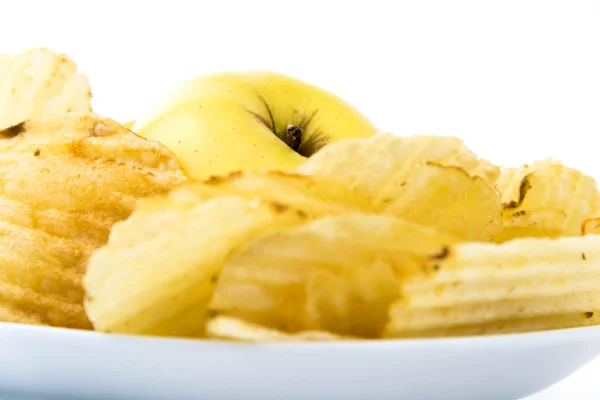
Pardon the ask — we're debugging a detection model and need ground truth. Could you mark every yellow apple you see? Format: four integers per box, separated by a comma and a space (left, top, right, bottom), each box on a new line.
132, 72, 378, 180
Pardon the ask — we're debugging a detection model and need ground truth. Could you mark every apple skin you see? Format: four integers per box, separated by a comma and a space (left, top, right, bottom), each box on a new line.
132, 72, 378, 180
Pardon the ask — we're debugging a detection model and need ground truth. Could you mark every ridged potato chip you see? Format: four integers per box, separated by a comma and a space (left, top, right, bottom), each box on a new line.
385, 234, 600, 338
297, 132, 500, 188
163, 170, 373, 218
387, 291, 600, 334
0, 48, 92, 130
494, 159, 600, 241
297, 133, 502, 240
209, 214, 459, 338
84, 195, 308, 337
385, 311, 600, 338
0, 112, 185, 328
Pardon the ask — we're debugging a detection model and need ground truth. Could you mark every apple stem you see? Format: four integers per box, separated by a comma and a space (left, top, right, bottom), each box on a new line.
284, 124, 303, 151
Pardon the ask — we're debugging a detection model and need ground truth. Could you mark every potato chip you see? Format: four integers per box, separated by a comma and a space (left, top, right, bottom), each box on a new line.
388, 290, 600, 334
0, 112, 185, 328
296, 133, 502, 240
165, 170, 373, 218
402, 271, 600, 309
0, 303, 44, 325
376, 163, 501, 240
582, 217, 600, 235
0, 113, 185, 215
206, 316, 355, 342
297, 132, 500, 187
385, 234, 600, 338
494, 159, 600, 241
84, 195, 308, 337
0, 48, 92, 130
404, 234, 600, 296
209, 214, 458, 338
385, 311, 600, 338
0, 219, 95, 329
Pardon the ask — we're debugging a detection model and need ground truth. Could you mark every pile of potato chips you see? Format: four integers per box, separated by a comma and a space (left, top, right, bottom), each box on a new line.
0, 49, 185, 328
84, 132, 600, 342
3, 48, 600, 343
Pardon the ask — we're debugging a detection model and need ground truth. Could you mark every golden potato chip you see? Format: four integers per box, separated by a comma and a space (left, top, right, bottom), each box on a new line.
385, 234, 600, 338
209, 214, 459, 338
296, 133, 502, 240
0, 113, 185, 215
388, 290, 600, 334
376, 163, 501, 240
0, 303, 44, 325
582, 217, 600, 235
385, 311, 600, 338
297, 132, 500, 187
0, 219, 95, 329
206, 316, 355, 342
0, 48, 92, 130
165, 170, 373, 218
494, 159, 600, 241
84, 195, 308, 337
401, 271, 600, 309
405, 234, 600, 295
0, 112, 185, 329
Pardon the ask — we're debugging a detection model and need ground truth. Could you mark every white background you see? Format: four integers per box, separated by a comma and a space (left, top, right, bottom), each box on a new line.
1, 1, 599, 398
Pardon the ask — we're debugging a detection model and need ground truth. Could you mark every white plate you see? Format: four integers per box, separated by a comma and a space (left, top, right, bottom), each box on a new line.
1, 322, 600, 400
